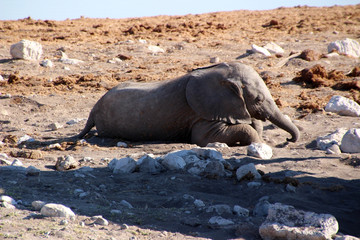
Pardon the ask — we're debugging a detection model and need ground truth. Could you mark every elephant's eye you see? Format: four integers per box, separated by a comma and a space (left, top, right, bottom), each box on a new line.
255, 93, 265, 103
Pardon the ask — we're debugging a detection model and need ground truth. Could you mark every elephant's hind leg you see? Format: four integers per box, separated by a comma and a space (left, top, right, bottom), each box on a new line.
191, 120, 261, 147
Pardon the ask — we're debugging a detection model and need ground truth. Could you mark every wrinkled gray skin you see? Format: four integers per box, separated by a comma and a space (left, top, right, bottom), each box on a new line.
77, 62, 300, 147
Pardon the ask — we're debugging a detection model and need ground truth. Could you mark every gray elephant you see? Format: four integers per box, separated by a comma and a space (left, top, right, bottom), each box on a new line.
77, 62, 300, 146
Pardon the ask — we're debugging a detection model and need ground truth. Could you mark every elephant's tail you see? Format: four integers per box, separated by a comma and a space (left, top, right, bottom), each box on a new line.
76, 111, 95, 139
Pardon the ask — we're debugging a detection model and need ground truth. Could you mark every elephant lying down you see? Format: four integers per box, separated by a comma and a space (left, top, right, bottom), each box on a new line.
77, 61, 300, 147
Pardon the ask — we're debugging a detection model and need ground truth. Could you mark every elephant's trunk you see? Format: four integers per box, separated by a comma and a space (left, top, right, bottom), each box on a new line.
266, 109, 300, 142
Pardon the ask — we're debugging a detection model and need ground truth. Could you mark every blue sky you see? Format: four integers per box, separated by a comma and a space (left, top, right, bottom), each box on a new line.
1, 0, 359, 20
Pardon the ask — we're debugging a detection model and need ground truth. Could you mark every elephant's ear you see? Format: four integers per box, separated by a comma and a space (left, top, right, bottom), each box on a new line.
186, 66, 251, 124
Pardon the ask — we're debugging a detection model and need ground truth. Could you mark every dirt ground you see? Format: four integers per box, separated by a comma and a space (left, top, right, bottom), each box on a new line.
0, 4, 360, 240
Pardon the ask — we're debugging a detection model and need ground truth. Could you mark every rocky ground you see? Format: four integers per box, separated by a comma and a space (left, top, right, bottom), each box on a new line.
0, 4, 360, 240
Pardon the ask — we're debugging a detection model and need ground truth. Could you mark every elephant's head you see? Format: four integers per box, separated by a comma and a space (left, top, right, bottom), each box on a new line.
186, 62, 300, 142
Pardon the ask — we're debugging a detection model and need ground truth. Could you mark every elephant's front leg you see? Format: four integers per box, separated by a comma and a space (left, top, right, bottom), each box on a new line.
191, 120, 261, 147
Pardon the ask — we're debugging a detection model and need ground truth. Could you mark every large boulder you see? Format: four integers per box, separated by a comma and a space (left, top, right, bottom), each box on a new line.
259, 203, 338, 240
10, 40, 43, 60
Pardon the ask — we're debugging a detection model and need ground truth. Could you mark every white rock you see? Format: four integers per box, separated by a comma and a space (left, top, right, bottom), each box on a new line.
136, 154, 156, 165
2, 202, 15, 209
116, 141, 128, 148
259, 203, 339, 240
187, 160, 210, 175
286, 184, 296, 193
26, 166, 40, 176
11, 159, 23, 166
233, 205, 249, 217
0, 195, 17, 205
56, 155, 78, 171
328, 38, 360, 58
40, 59, 53, 68
17, 134, 35, 144
194, 199, 205, 208
138, 39, 147, 44
247, 142, 273, 159
0, 75, 4, 81
335, 235, 360, 240
66, 118, 86, 125
210, 56, 220, 63
32, 200, 46, 211
138, 155, 164, 174
236, 163, 261, 181
49, 122, 63, 130
206, 204, 232, 215
10, 40, 43, 60
110, 209, 122, 215
0, 158, 12, 165
148, 45, 165, 54
112, 157, 136, 174
326, 144, 342, 154
92, 215, 109, 226
183, 154, 201, 164
191, 147, 224, 161
340, 128, 360, 153
163, 149, 195, 160
206, 142, 229, 148
317, 128, 348, 151
251, 44, 271, 56
120, 200, 133, 208
325, 95, 360, 117
208, 216, 234, 226
60, 219, 68, 225
162, 154, 186, 170
263, 42, 285, 54
41, 203, 75, 219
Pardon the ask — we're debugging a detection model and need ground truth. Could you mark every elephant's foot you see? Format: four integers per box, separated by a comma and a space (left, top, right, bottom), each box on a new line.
191, 120, 261, 147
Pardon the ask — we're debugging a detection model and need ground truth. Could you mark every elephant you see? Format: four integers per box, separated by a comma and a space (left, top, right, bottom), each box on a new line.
76, 61, 300, 147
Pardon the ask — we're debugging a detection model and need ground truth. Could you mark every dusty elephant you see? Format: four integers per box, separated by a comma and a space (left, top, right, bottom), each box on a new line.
77, 62, 300, 147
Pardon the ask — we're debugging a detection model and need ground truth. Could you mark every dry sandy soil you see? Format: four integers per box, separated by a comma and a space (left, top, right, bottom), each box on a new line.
0, 4, 360, 240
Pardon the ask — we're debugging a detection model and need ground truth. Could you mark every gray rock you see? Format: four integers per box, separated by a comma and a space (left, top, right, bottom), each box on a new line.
253, 197, 271, 217
206, 142, 229, 148
210, 56, 220, 63
1, 202, 15, 209
236, 163, 261, 181
26, 166, 40, 176
116, 141, 128, 148
110, 209, 122, 215
49, 122, 63, 130
286, 184, 296, 193
92, 215, 109, 226
148, 45, 165, 54
59, 219, 68, 225
120, 200, 133, 208
187, 160, 210, 175
138, 155, 164, 174
326, 144, 342, 154
340, 128, 360, 153
263, 42, 285, 54
40, 203, 75, 219
66, 118, 86, 125
259, 203, 339, 240
317, 128, 348, 151
335, 235, 360, 240
233, 205, 249, 217
194, 199, 205, 208
325, 95, 360, 117
11, 159, 23, 166
56, 155, 78, 171
10, 39, 43, 60
40, 59, 53, 68
251, 44, 271, 56
162, 154, 186, 170
112, 157, 136, 174
32, 200, 46, 211
247, 142, 273, 159
206, 204, 232, 215
0, 195, 17, 205
208, 216, 234, 226
191, 147, 224, 161
328, 38, 360, 58
183, 154, 201, 164
203, 160, 225, 178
